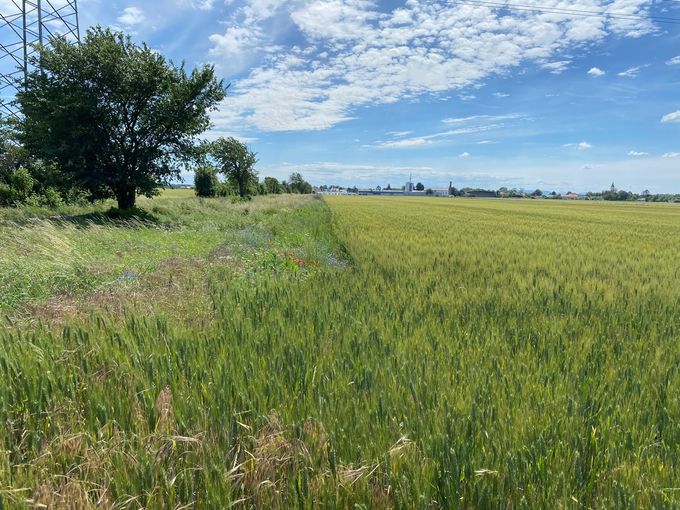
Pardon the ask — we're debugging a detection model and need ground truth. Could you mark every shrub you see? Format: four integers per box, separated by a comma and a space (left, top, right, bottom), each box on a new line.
10, 167, 34, 201
195, 166, 219, 197
216, 181, 238, 197
0, 183, 17, 206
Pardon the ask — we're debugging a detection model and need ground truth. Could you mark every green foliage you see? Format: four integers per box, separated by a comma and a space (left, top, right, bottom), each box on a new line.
9, 167, 34, 200
415, 181, 425, 191
18, 26, 225, 209
0, 168, 34, 206
263, 176, 284, 194
288, 172, 313, 194
209, 137, 258, 198
216, 181, 238, 197
194, 166, 219, 197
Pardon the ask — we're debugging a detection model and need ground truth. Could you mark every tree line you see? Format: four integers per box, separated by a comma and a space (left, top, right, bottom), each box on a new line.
0, 27, 311, 210
193, 137, 311, 199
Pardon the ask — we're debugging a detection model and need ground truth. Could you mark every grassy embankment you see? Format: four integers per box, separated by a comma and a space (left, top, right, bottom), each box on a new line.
0, 194, 678, 508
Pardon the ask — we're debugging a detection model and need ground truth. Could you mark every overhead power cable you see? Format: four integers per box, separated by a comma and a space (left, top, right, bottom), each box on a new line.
450, 0, 680, 25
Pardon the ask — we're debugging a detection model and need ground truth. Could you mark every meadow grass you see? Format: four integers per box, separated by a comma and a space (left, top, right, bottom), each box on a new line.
0, 195, 678, 508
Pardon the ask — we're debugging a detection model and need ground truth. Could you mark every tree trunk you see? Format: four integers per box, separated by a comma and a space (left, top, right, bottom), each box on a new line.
115, 186, 136, 209
238, 180, 247, 198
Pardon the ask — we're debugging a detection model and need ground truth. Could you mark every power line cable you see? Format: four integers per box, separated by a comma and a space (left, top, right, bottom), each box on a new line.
450, 0, 680, 25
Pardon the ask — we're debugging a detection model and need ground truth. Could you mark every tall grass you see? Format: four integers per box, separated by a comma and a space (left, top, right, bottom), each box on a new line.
0, 196, 678, 508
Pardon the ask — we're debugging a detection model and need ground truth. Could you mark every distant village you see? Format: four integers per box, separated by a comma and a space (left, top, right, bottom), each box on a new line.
315, 179, 680, 203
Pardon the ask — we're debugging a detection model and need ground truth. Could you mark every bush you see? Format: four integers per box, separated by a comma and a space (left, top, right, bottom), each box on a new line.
10, 167, 34, 201
216, 181, 238, 197
0, 183, 17, 206
0, 167, 36, 206
194, 166, 219, 197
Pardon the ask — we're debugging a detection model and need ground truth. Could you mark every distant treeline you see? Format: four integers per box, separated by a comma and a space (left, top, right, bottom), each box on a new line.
316, 184, 680, 202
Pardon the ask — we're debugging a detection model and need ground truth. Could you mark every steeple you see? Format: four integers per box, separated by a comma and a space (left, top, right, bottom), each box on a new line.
405, 173, 414, 194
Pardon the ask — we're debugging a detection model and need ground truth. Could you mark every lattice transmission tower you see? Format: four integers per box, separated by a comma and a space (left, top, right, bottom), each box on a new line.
0, 0, 80, 119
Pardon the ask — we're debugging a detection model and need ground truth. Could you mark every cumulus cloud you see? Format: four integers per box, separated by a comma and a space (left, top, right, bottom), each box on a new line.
118, 6, 145, 26
666, 56, 680, 65
210, 0, 657, 132
628, 150, 648, 156
459, 152, 470, 158
587, 67, 605, 76
208, 0, 287, 74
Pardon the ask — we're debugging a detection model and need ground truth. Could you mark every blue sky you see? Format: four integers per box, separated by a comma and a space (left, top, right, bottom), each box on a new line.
6, 0, 680, 192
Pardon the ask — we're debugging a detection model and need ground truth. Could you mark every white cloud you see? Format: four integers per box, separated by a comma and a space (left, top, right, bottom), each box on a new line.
661, 110, 680, 123
178, 0, 214, 9
587, 67, 605, 76
459, 152, 470, 158
118, 6, 145, 26
493, 92, 510, 98
209, 26, 261, 60
666, 56, 680, 65
565, 141, 593, 150
368, 123, 505, 149
211, 0, 658, 132
628, 150, 648, 156
617, 65, 645, 78
662, 152, 680, 158
207, 0, 288, 74
442, 114, 522, 124
542, 60, 571, 74
199, 130, 258, 143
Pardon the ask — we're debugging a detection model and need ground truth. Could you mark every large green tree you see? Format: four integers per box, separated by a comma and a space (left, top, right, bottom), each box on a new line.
210, 137, 258, 198
18, 27, 226, 209
263, 176, 284, 194
288, 172, 313, 194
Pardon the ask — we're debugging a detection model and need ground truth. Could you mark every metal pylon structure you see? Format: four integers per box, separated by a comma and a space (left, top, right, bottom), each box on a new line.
0, 0, 80, 119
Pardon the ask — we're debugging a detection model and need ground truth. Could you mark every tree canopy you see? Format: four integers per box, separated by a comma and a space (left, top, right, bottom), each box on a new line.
263, 176, 284, 194
289, 172, 313, 194
18, 27, 225, 209
209, 137, 258, 198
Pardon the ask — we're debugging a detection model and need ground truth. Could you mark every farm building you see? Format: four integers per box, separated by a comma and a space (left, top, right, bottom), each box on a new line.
464, 189, 497, 198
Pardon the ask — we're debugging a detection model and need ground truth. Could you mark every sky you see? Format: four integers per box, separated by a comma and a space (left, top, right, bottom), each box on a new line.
3, 0, 680, 192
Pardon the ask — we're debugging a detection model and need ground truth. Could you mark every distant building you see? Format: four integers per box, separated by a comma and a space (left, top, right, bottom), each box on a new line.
610, 182, 617, 193
562, 193, 579, 200
465, 189, 497, 198
355, 174, 453, 197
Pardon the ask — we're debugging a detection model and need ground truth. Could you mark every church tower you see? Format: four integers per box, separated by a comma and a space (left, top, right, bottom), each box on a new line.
405, 173, 414, 194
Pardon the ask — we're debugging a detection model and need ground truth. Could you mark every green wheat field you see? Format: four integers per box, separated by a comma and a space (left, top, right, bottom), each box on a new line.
0, 193, 678, 508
